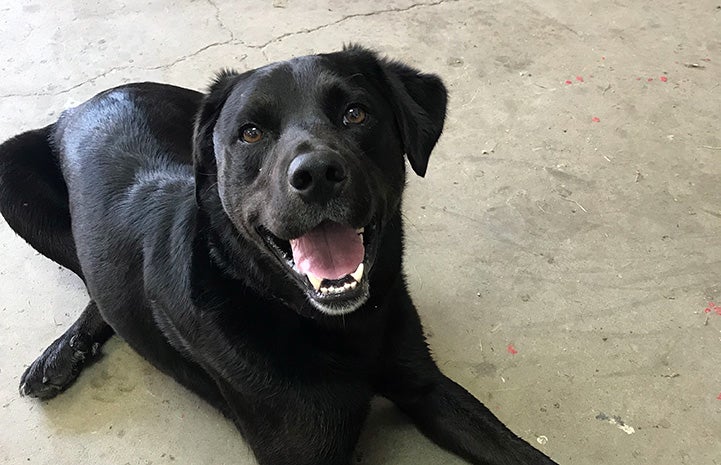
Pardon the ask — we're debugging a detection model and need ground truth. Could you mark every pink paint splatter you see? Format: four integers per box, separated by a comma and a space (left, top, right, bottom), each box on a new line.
702, 58, 711, 62
507, 344, 518, 355
660, 76, 668, 82
592, 117, 601, 123
647, 78, 654, 82
717, 392, 721, 401
704, 302, 721, 316
636, 77, 642, 81
601, 56, 606, 60
576, 76, 584, 82
565, 80, 573, 85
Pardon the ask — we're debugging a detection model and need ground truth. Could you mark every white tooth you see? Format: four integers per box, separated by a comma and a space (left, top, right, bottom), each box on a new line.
343, 283, 351, 289
356, 227, 365, 234
349, 281, 357, 289
307, 273, 323, 291
350, 263, 364, 282
320, 287, 329, 294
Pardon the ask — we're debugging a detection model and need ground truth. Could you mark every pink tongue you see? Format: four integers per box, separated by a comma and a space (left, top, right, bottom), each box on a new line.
290, 222, 364, 280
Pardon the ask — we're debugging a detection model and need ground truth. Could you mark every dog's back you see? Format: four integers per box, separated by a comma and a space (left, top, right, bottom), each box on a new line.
53, 85, 199, 266
55, 83, 201, 202
0, 83, 203, 278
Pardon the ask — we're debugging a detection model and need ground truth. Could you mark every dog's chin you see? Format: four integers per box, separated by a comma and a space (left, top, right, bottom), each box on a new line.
306, 278, 370, 315
256, 221, 379, 317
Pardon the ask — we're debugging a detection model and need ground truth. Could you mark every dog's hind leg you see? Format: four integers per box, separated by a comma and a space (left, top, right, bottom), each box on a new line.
0, 124, 83, 277
0, 126, 114, 398
19, 300, 113, 399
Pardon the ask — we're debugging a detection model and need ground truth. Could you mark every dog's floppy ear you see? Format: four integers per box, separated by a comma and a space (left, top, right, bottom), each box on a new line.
193, 69, 240, 204
381, 59, 448, 177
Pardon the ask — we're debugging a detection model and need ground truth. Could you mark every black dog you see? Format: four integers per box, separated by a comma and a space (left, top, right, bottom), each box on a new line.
0, 46, 557, 465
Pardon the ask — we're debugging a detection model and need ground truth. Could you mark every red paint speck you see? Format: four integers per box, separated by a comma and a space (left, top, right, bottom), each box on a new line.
704, 302, 721, 316
507, 344, 518, 355
717, 393, 721, 401
660, 76, 668, 82
636, 77, 642, 81
576, 76, 584, 82
565, 80, 573, 85
592, 117, 601, 123
601, 56, 606, 60
702, 58, 711, 62
647, 78, 654, 82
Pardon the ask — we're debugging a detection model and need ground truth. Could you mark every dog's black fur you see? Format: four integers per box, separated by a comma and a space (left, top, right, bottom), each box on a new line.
0, 46, 557, 465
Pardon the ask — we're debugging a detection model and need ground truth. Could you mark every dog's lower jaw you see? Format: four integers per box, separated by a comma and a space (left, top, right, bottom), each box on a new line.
306, 278, 371, 316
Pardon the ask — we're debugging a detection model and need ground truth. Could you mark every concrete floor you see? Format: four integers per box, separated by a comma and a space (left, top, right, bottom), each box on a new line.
1, 0, 720, 464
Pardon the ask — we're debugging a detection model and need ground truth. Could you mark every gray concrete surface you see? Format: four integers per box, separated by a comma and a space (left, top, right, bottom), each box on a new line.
1, 0, 720, 464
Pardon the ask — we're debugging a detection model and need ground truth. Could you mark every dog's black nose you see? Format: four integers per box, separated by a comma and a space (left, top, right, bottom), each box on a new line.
288, 152, 347, 202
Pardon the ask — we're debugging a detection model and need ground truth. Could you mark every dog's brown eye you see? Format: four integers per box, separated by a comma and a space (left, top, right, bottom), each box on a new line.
241, 125, 263, 143
343, 106, 366, 125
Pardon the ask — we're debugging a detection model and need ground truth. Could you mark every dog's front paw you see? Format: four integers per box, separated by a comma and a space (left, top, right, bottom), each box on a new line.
19, 333, 98, 399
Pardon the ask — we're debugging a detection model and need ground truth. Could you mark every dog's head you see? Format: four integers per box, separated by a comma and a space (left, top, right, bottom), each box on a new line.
193, 46, 447, 316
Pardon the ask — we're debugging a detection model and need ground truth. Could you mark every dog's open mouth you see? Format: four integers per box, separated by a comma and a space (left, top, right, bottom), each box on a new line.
258, 221, 375, 314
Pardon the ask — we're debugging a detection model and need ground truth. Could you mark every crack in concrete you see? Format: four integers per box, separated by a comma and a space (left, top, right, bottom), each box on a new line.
143, 42, 245, 71
520, 1, 581, 37
1, 65, 128, 99
206, 0, 235, 41
0, 42, 245, 99
0, 0, 453, 99
246, 0, 455, 50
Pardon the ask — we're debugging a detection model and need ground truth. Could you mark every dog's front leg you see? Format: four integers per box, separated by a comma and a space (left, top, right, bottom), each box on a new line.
376, 290, 558, 465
